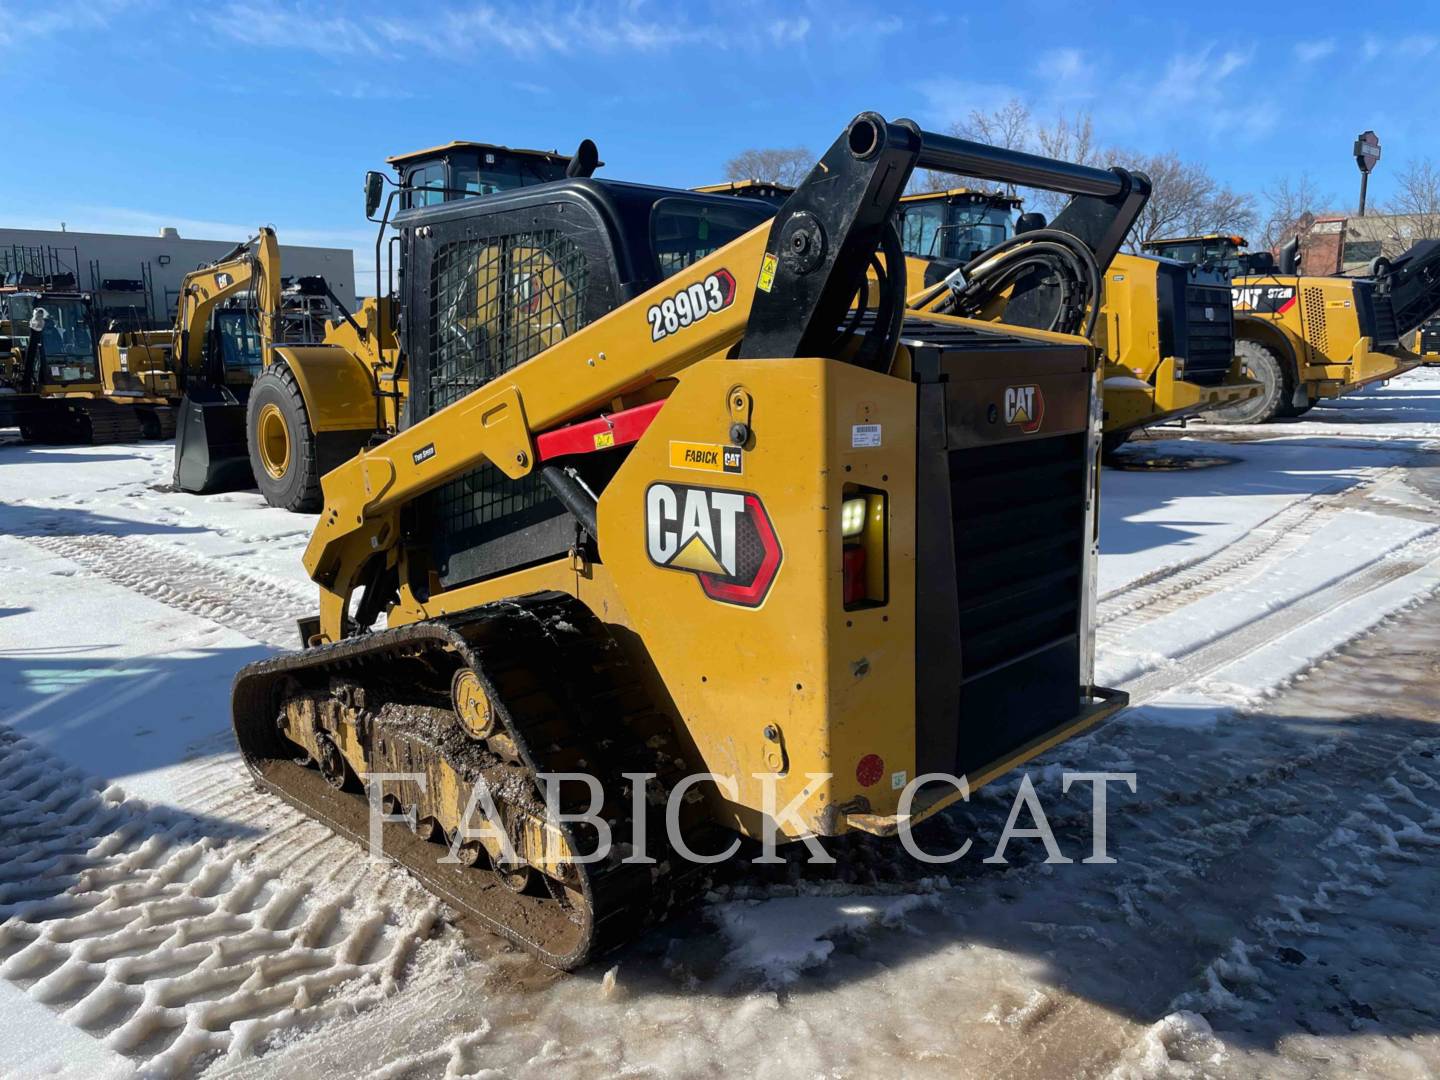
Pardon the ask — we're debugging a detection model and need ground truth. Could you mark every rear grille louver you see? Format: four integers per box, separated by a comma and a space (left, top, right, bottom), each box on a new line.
950, 432, 1087, 774
1181, 283, 1235, 386
1303, 287, 1329, 355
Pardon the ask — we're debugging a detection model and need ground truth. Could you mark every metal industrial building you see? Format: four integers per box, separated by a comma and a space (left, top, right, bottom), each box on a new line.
0, 225, 356, 329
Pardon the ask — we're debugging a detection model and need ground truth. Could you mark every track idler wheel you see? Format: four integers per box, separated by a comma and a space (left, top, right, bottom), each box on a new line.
451, 668, 495, 740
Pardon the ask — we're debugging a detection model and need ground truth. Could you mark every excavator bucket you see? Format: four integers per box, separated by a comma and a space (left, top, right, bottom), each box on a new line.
173, 384, 252, 493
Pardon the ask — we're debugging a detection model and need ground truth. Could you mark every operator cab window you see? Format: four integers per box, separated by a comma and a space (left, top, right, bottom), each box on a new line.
649, 197, 771, 279
215, 308, 265, 384
406, 163, 446, 208
451, 151, 567, 197
901, 201, 947, 259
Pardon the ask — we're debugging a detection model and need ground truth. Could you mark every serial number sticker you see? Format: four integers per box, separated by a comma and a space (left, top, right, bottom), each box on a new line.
757, 252, 778, 293
669, 440, 743, 475
851, 423, 882, 448
646, 268, 736, 342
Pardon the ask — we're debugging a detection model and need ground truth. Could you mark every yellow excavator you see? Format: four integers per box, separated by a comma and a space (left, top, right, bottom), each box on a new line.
900, 189, 1259, 454
1142, 234, 1440, 421
0, 278, 175, 443
232, 113, 1143, 968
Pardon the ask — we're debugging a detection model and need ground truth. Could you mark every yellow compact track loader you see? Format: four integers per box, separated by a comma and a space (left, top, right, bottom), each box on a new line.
1142, 234, 1440, 421
0, 280, 174, 443
232, 114, 1144, 968
900, 190, 1259, 454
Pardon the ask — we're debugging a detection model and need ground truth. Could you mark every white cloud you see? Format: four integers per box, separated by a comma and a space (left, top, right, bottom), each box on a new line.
1361, 33, 1438, 61
915, 77, 1026, 129
0, 0, 136, 47
1155, 45, 1254, 105
767, 17, 811, 45
1035, 47, 1091, 84
1294, 38, 1336, 63
208, 1, 718, 58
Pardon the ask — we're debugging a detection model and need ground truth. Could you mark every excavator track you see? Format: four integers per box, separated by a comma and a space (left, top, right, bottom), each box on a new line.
20, 398, 145, 444
139, 404, 177, 440
232, 591, 721, 969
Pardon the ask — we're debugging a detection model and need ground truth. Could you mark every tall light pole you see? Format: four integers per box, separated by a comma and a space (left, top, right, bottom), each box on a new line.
1355, 130, 1381, 216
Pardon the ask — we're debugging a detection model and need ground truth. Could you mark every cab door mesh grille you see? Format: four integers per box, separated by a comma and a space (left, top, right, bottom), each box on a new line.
422, 229, 593, 587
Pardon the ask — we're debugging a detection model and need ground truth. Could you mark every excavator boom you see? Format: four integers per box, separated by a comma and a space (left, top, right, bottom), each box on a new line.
171, 229, 283, 493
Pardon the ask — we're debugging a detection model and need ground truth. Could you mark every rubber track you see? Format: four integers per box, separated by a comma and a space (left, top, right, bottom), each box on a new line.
232, 592, 719, 970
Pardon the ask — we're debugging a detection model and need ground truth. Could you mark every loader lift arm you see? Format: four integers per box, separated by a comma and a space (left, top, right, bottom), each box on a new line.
304, 113, 1148, 643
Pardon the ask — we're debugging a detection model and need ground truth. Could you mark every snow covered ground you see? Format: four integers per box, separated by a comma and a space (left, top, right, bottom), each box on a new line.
2, 367, 1440, 1078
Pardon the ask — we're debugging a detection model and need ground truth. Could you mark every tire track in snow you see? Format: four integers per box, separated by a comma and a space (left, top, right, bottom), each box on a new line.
1099, 501, 1329, 633
22, 532, 306, 651
0, 727, 444, 1078
3, 539, 458, 1074
1097, 463, 1409, 630
1120, 528, 1440, 707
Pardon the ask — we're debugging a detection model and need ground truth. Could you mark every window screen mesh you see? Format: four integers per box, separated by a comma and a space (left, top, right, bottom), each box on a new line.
425, 230, 592, 565
427, 231, 590, 412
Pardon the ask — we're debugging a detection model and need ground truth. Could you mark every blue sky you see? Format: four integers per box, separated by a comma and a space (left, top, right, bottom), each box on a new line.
2, 0, 1437, 279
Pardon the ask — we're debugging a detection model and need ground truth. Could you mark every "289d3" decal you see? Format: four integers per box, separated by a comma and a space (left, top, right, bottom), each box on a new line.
646, 269, 736, 342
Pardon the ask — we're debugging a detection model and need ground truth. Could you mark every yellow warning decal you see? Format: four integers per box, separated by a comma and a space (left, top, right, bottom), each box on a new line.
757, 252, 778, 293
593, 431, 616, 449
669, 440, 743, 475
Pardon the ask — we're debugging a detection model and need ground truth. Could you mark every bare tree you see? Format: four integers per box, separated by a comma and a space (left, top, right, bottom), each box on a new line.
723, 146, 813, 187
1109, 150, 1257, 251
956, 98, 1033, 150
902, 101, 1255, 251
911, 98, 1033, 194
1259, 172, 1331, 251
1030, 111, 1101, 217
1382, 158, 1440, 243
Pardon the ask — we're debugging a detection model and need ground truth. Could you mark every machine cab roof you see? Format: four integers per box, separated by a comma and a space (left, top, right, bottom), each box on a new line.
692, 180, 795, 206
1141, 235, 1255, 277
389, 141, 583, 209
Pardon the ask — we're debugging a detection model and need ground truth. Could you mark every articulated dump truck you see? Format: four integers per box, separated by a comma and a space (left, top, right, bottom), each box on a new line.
1144, 234, 1440, 422
233, 113, 1140, 968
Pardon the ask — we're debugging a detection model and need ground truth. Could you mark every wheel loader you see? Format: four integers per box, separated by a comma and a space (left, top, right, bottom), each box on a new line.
899, 190, 1260, 454
1142, 234, 1440, 422
232, 113, 1145, 968
0, 279, 175, 443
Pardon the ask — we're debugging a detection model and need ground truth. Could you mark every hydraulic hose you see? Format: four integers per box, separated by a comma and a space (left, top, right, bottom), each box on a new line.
927, 228, 1102, 339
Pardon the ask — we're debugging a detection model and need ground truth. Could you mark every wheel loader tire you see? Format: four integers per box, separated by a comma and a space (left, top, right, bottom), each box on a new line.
246, 366, 322, 513
1200, 340, 1292, 425
1277, 400, 1315, 419
1100, 430, 1130, 462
